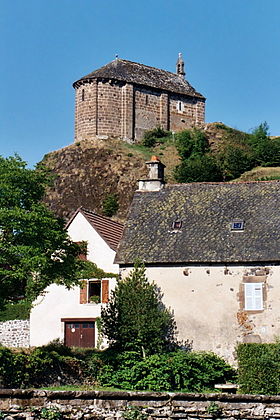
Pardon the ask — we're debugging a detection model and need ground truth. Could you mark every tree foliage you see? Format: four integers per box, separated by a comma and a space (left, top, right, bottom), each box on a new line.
174, 124, 280, 183
102, 193, 119, 217
141, 127, 170, 148
101, 263, 177, 356
174, 155, 222, 183
0, 155, 85, 310
175, 129, 209, 160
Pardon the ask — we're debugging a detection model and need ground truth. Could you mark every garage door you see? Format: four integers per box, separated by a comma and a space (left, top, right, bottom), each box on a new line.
64, 321, 95, 348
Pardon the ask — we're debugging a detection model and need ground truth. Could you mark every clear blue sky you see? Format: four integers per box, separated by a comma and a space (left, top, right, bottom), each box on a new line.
1, 0, 279, 167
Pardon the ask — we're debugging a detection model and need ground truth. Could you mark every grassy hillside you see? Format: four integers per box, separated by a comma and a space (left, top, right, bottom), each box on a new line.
42, 123, 280, 222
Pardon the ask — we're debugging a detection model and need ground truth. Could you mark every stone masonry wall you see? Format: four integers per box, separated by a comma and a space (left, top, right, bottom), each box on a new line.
134, 87, 161, 140
74, 79, 205, 143
0, 320, 30, 348
2, 390, 280, 419
169, 94, 205, 131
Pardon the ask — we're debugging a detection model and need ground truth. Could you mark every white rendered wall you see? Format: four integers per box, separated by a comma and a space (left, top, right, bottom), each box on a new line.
30, 212, 118, 346
121, 264, 280, 364
67, 212, 119, 274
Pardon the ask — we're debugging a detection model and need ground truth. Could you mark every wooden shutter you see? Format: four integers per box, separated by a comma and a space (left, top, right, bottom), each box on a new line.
245, 283, 263, 310
101, 279, 109, 303
80, 281, 88, 304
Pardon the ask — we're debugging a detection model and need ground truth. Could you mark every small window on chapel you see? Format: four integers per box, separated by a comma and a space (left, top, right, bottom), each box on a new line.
177, 101, 184, 112
145, 95, 149, 105
82, 89, 85, 101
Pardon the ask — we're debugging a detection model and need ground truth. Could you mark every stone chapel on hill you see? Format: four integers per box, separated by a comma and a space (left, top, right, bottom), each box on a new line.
73, 54, 205, 143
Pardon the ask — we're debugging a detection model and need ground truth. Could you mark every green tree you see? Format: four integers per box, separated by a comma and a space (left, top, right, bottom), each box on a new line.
216, 145, 254, 180
101, 263, 177, 356
102, 193, 119, 217
249, 122, 280, 166
0, 155, 85, 310
174, 155, 222, 183
175, 129, 209, 160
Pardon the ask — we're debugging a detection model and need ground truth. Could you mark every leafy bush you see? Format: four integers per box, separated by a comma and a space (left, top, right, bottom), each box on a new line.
174, 155, 222, 183
175, 129, 209, 160
141, 127, 170, 148
216, 145, 254, 180
0, 342, 92, 388
102, 194, 119, 217
96, 350, 236, 392
174, 123, 280, 183
237, 343, 280, 394
0, 300, 31, 321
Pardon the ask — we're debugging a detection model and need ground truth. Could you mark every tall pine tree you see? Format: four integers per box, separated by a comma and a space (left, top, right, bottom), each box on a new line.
101, 263, 177, 356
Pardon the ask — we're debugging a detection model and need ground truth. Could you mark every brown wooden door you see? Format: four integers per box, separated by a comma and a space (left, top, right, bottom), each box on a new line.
65, 321, 95, 348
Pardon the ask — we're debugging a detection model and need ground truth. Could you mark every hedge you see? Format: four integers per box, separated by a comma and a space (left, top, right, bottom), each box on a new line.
0, 344, 236, 391
237, 343, 280, 394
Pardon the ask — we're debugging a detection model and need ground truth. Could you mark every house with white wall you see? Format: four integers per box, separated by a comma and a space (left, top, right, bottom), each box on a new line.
30, 207, 123, 348
115, 157, 280, 363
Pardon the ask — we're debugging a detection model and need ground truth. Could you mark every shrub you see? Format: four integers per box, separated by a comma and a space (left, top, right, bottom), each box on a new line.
102, 194, 119, 217
0, 300, 31, 321
175, 129, 209, 160
174, 155, 222, 183
0, 346, 28, 388
96, 350, 236, 392
216, 145, 254, 180
237, 343, 280, 394
141, 127, 170, 148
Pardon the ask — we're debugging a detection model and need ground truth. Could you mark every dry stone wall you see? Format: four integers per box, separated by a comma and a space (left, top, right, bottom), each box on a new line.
2, 390, 280, 419
0, 320, 30, 348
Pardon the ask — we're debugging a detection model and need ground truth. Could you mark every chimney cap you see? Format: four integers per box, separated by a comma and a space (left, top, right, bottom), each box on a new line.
150, 155, 161, 162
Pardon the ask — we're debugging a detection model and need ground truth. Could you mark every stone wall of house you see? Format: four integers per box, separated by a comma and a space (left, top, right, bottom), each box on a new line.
74, 80, 205, 143
0, 320, 30, 348
1, 390, 280, 419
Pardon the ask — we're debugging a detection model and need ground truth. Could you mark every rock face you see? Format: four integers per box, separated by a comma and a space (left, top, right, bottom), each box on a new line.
42, 138, 149, 222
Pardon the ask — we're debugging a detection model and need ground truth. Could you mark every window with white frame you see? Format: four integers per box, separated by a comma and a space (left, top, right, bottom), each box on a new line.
244, 283, 263, 311
177, 101, 184, 112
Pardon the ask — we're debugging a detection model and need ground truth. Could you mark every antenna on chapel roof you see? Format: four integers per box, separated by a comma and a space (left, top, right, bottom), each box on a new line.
176, 52, 186, 79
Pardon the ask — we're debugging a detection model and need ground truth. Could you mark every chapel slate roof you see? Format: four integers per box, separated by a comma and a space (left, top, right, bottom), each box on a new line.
115, 182, 280, 264
73, 59, 205, 99
67, 207, 123, 252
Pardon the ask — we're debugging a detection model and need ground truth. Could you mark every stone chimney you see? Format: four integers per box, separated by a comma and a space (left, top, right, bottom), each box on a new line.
176, 52, 185, 79
138, 156, 165, 192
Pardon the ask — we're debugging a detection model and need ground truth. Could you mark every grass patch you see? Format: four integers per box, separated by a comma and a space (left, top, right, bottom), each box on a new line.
232, 166, 280, 182
121, 143, 152, 160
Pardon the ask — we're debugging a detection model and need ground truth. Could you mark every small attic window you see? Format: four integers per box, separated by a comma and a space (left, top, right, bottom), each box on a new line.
173, 220, 182, 230
82, 89, 85, 101
231, 220, 244, 231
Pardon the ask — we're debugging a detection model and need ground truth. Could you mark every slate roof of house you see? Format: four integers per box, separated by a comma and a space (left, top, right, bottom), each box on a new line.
73, 59, 205, 99
115, 181, 280, 264
67, 207, 123, 251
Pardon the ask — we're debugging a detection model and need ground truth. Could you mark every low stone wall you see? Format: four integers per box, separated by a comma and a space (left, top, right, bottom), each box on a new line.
0, 320, 30, 347
1, 390, 280, 419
